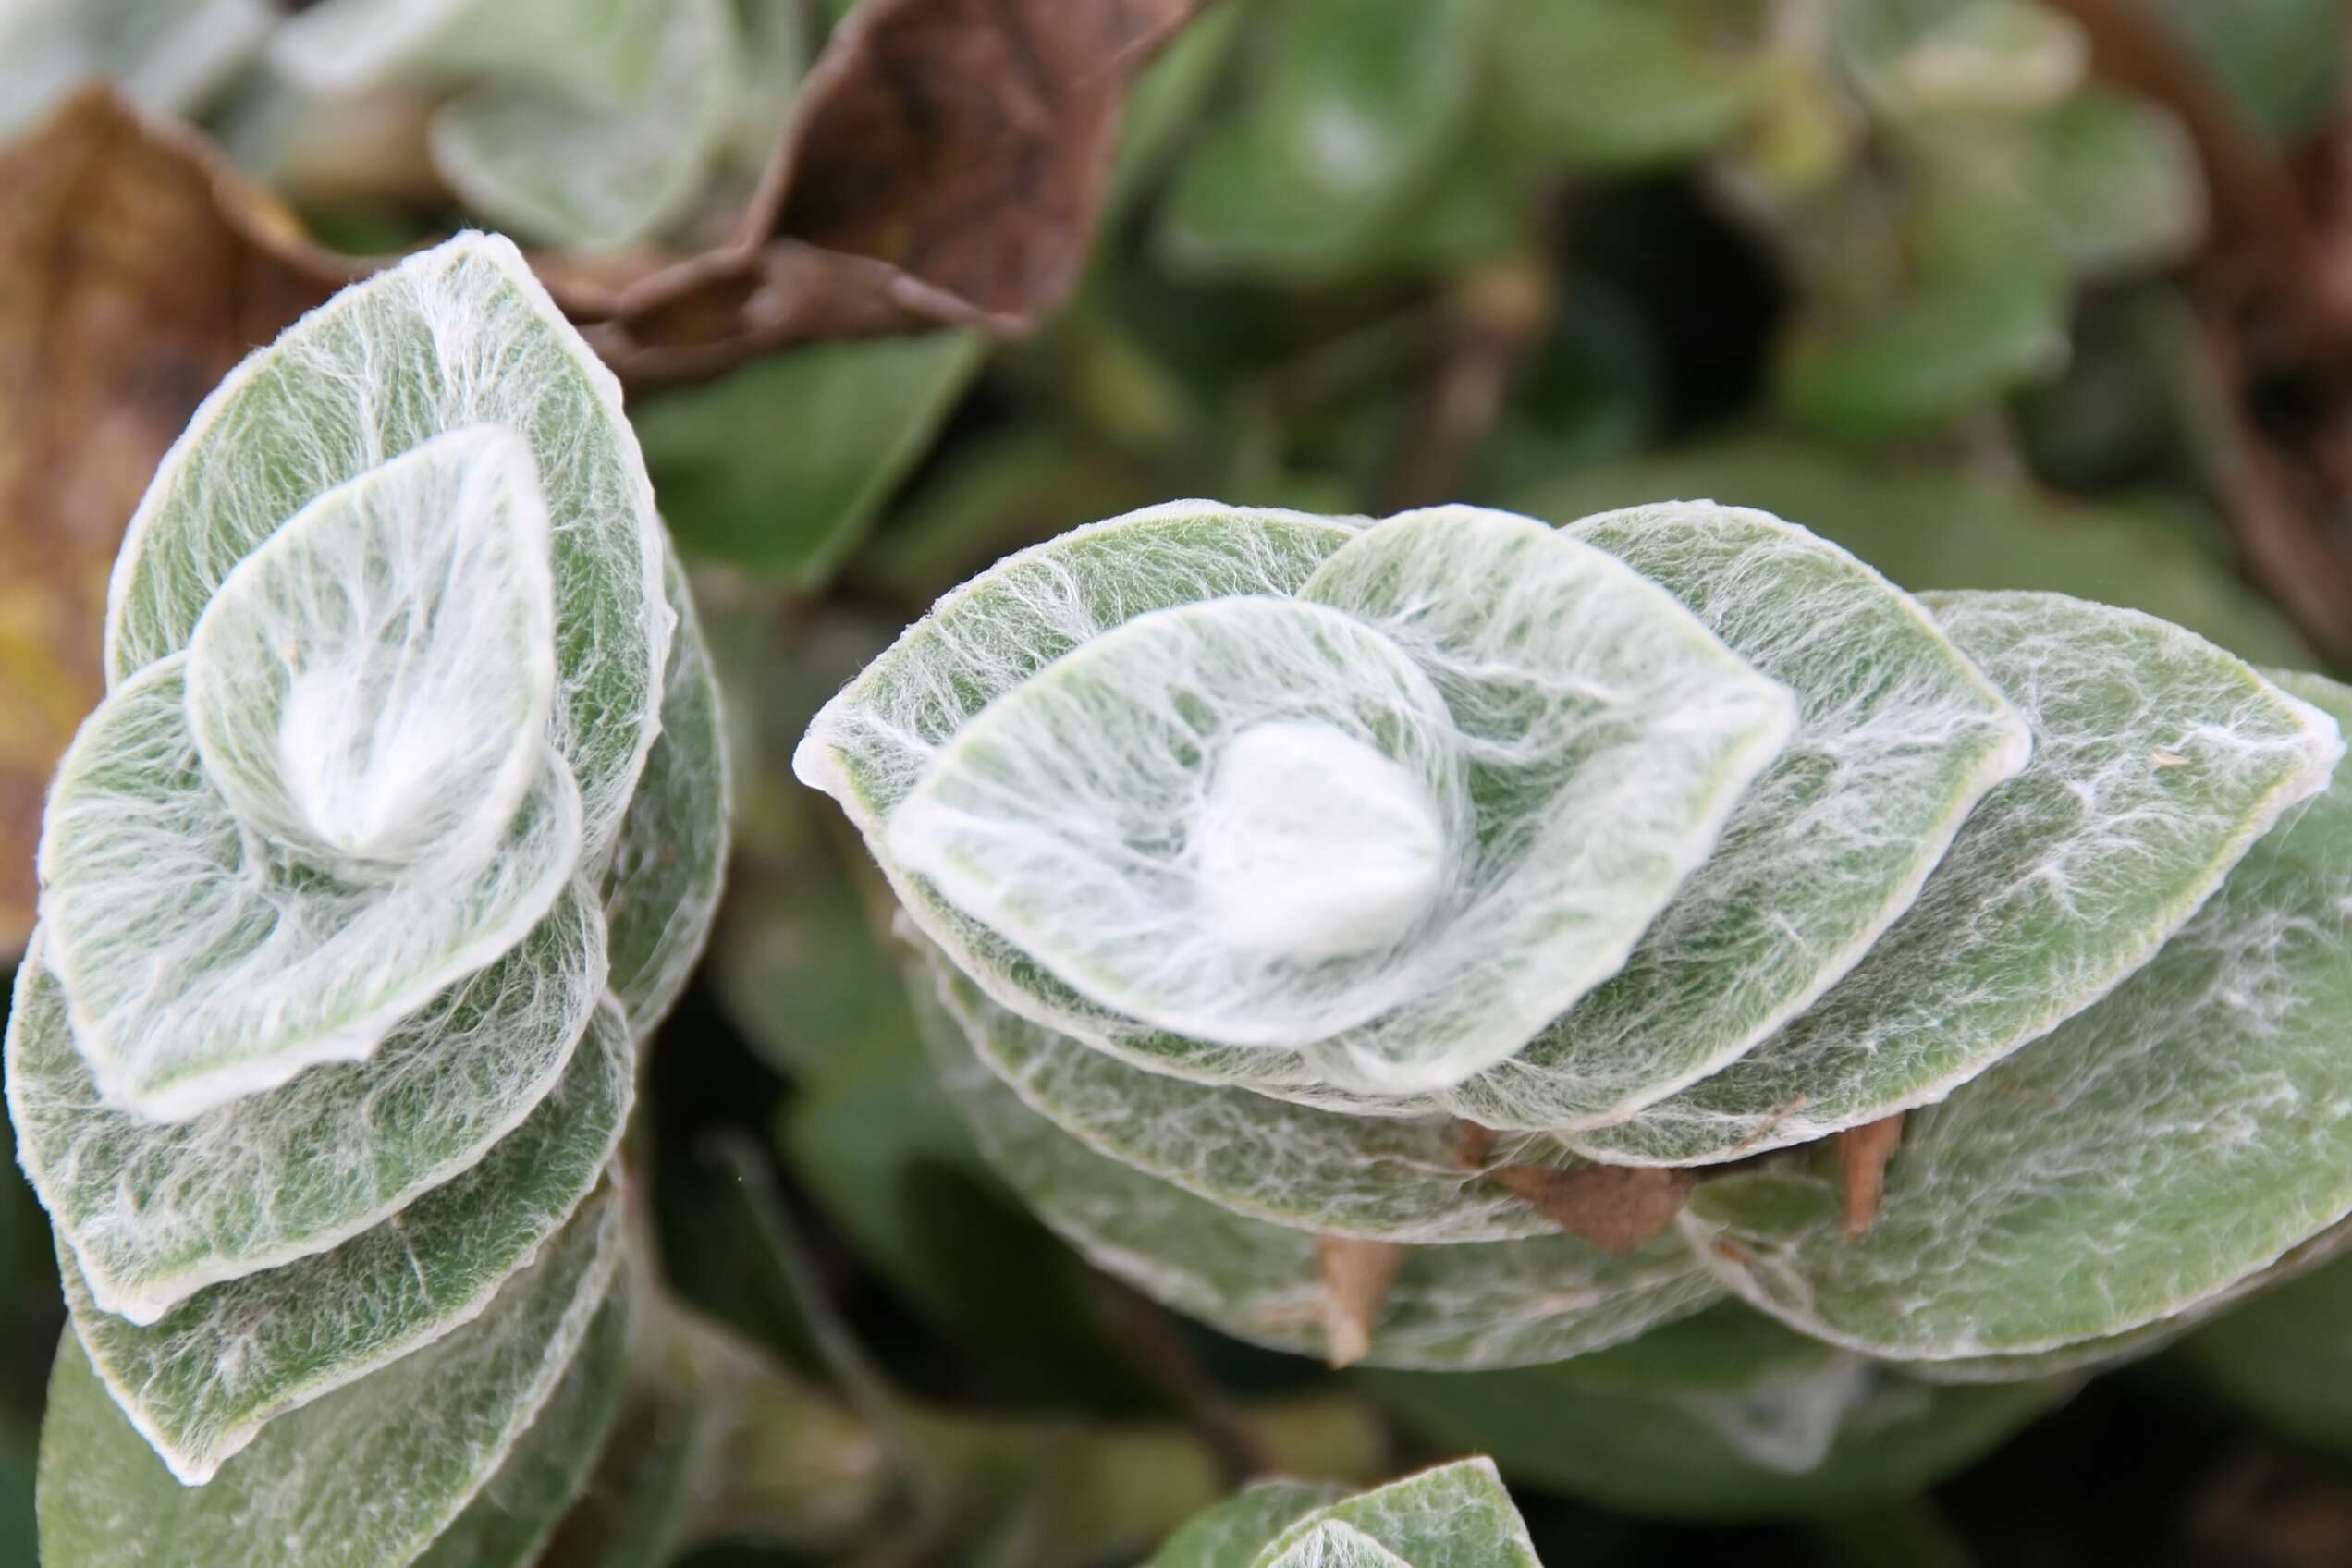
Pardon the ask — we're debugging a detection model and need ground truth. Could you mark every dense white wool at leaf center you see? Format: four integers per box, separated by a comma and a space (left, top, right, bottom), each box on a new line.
1192, 720, 1448, 962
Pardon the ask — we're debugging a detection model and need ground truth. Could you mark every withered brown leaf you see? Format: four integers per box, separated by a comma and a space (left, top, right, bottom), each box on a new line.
1489, 1164, 1700, 1256
564, 0, 1206, 384
1317, 1234, 1407, 1370
0, 88, 348, 958
1838, 1112, 1906, 1239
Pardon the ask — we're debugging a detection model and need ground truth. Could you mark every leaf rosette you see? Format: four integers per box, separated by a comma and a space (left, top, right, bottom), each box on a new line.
8, 233, 728, 1566
802, 495, 2352, 1509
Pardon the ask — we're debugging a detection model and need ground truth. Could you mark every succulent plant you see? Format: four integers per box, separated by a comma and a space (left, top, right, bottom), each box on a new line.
796, 496, 2352, 1494
7, 232, 728, 1566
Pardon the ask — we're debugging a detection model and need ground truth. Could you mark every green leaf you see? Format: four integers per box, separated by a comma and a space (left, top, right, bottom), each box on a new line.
2156, 0, 2346, 141
1152, 1479, 1350, 1568
1501, 436, 2312, 668
951, 956, 1560, 1243
60, 1003, 631, 1483
1160, 0, 1494, 279
921, 957, 1722, 1371
1253, 1458, 1540, 1568
1447, 502, 2027, 1132
600, 542, 730, 1036
1776, 195, 2071, 440
638, 332, 986, 584
1999, 88, 2205, 276
2184, 1251, 2352, 1454
8, 885, 605, 1325
1489, 0, 1770, 170
38, 1190, 626, 1568
1683, 670, 2352, 1359
413, 1283, 634, 1568
1364, 1312, 2068, 1522
36, 655, 582, 1121
1578, 593, 2342, 1165
431, 0, 743, 249
1834, 0, 2088, 117
106, 231, 668, 867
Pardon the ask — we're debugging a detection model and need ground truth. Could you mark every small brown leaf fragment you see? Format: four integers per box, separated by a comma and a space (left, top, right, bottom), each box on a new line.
1317, 1235, 1406, 1370
1491, 1164, 1699, 1255
564, 0, 1207, 384
1839, 1112, 1907, 1239
1454, 1120, 1499, 1170
0, 88, 346, 957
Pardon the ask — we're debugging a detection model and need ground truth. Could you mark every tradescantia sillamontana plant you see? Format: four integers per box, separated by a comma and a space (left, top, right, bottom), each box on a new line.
797, 494, 2352, 1485
6, 231, 728, 1567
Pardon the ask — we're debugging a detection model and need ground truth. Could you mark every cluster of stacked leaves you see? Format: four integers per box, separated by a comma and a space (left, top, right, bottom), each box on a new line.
798, 484, 2352, 1487
5, 235, 729, 1566
11, 0, 2352, 1562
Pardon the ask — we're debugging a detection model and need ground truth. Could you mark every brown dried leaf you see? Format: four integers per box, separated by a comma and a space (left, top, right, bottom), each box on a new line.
1490, 1164, 1700, 1256
565, 0, 1204, 384
0, 88, 347, 958
1317, 1235, 1407, 1370
1838, 1111, 1907, 1239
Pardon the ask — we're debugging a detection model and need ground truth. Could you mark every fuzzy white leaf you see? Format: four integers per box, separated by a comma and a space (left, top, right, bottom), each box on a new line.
1448, 502, 2028, 1132
7, 884, 605, 1325
599, 540, 729, 1036
919, 955, 1720, 1370
1253, 1459, 1541, 1568
61, 1001, 631, 1483
411, 1277, 633, 1568
890, 597, 1472, 1050
184, 423, 555, 881
37, 1190, 625, 1568
1151, 1480, 1351, 1568
1286, 506, 1796, 1092
795, 501, 1362, 1083
941, 944, 1556, 1243
1576, 591, 2344, 1165
36, 655, 582, 1121
1682, 669, 2352, 1359
105, 231, 670, 868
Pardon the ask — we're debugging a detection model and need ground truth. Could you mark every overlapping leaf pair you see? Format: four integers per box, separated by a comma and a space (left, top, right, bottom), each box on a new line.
6, 233, 728, 1567
799, 491, 2352, 1484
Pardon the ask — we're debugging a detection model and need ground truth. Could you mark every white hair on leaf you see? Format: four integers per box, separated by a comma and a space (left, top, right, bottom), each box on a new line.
888, 595, 1471, 1047
596, 538, 731, 1037
1291, 507, 1799, 1095
932, 942, 1560, 1244
58, 1000, 631, 1485
1268, 1521, 1414, 1568
1679, 669, 2352, 1363
184, 423, 556, 883
1574, 592, 2345, 1168
40, 1190, 626, 1557
37, 656, 582, 1122
104, 231, 668, 867
794, 503, 1363, 1056
917, 957, 1723, 1373
6, 883, 606, 1327
1445, 502, 2031, 1133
